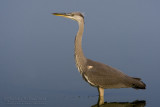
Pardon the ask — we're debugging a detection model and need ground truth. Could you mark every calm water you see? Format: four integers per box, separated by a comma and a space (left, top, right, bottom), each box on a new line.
0, 0, 160, 107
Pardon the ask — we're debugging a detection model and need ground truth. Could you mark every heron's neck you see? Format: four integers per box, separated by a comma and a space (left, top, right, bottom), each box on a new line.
74, 20, 86, 73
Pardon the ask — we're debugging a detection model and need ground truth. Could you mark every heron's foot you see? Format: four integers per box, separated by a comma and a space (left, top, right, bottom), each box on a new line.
98, 96, 104, 106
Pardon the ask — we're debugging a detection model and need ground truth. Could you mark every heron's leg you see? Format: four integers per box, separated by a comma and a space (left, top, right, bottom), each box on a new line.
98, 87, 104, 97
98, 96, 104, 105
97, 87, 104, 105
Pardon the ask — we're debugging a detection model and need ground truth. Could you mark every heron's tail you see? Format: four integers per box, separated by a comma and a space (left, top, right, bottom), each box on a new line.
131, 77, 146, 89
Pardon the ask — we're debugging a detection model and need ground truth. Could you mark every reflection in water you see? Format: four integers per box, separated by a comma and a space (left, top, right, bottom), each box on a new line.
92, 97, 146, 107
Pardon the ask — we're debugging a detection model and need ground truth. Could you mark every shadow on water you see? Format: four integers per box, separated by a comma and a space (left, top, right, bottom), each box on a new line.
91, 97, 146, 107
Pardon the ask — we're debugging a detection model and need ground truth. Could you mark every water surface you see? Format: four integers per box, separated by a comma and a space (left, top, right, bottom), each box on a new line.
0, 0, 160, 107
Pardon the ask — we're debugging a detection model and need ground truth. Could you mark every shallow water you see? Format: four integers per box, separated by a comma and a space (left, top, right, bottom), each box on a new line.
0, 0, 160, 107
0, 80, 158, 107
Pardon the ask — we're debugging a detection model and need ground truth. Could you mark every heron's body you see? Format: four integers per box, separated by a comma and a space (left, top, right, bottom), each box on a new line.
83, 59, 142, 89
53, 12, 146, 99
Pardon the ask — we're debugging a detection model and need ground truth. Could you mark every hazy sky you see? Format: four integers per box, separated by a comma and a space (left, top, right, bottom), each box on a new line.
0, 0, 160, 104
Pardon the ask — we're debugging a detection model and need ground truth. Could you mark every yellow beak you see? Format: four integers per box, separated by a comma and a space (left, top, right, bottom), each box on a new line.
53, 13, 65, 16
52, 12, 76, 21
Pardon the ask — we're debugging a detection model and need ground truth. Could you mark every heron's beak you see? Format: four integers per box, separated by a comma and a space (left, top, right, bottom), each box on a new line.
52, 13, 70, 18
52, 12, 76, 21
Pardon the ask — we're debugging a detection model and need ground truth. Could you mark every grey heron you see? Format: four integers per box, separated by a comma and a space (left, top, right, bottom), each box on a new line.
53, 12, 146, 99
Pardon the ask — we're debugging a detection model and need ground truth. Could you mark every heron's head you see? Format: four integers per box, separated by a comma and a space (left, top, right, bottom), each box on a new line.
52, 12, 84, 23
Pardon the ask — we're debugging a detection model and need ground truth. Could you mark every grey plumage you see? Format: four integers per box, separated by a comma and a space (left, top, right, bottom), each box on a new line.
84, 59, 145, 89
53, 12, 146, 100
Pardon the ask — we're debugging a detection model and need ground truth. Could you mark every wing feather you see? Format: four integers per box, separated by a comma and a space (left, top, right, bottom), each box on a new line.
83, 59, 130, 88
